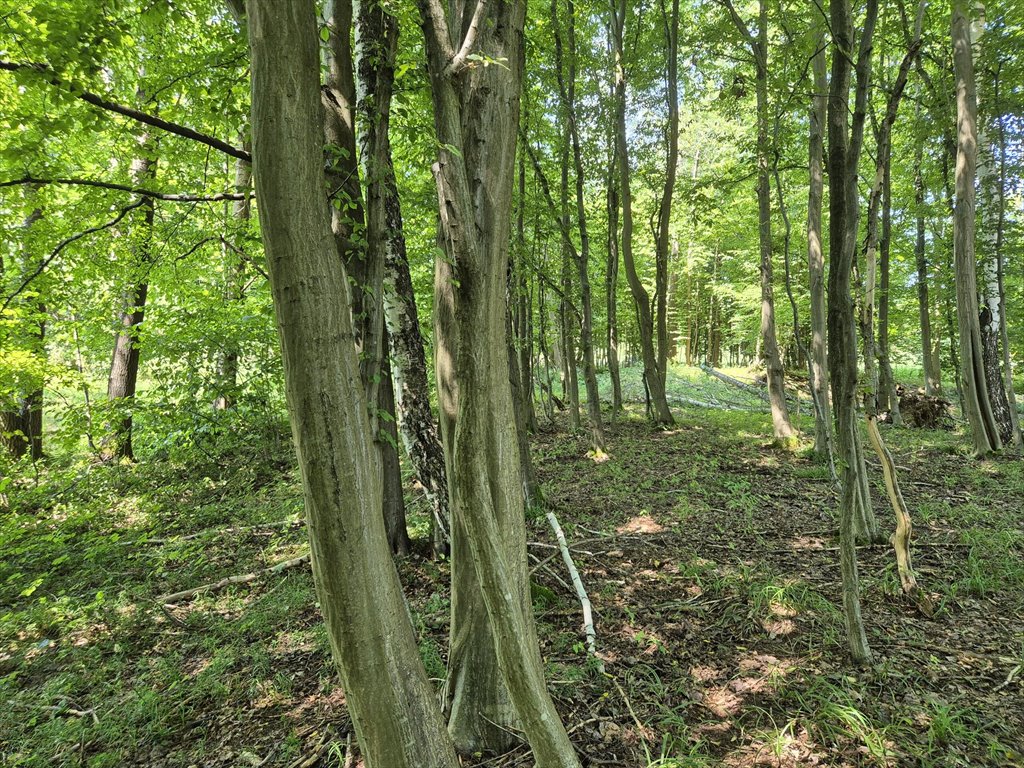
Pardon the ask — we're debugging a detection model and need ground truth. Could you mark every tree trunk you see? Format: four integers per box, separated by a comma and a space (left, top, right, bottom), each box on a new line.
379, 333, 411, 556
214, 140, 252, 411
913, 142, 941, 395
419, 0, 581, 763
105, 134, 155, 462
752, 1, 794, 445
551, 0, 606, 452
951, 0, 1001, 455
606, 170, 623, 414
611, 0, 673, 425
992, 67, 1023, 451
877, 158, 901, 422
245, 4, 459, 765
827, 0, 876, 664
655, 0, 680, 393
807, 11, 833, 460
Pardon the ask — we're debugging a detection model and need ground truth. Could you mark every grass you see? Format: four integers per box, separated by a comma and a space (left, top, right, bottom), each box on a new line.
2, 364, 1023, 766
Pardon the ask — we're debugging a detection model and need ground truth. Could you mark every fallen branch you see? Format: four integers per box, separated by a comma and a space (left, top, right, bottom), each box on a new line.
545, 509, 602, 671
142, 517, 302, 545
865, 414, 935, 617
158, 553, 310, 604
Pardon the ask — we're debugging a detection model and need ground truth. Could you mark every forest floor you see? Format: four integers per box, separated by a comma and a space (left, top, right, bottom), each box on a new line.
2, 368, 1023, 768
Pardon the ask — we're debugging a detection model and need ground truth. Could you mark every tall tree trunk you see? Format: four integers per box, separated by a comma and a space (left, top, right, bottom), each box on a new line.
245, 4, 459, 765
1, 196, 45, 460
971, 5, 1016, 447
877, 158, 901, 422
551, 0, 605, 452
611, 0, 673, 425
355, 0, 412, 553
807, 9, 833, 460
214, 138, 252, 412
419, 0, 581, 763
827, 0, 876, 664
106, 132, 156, 461
515, 151, 539, 434
606, 163, 623, 414
655, 0, 680, 393
992, 67, 1022, 450
721, 0, 794, 443
914, 142, 942, 395
951, 0, 1001, 455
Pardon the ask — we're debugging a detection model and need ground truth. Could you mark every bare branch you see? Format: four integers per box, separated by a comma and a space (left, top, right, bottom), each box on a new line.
0, 175, 251, 202
0, 61, 251, 163
2, 199, 146, 312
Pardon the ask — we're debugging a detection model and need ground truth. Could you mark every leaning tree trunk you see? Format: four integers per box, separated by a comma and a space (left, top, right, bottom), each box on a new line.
827, 0, 877, 664
105, 131, 156, 462
807, 9, 834, 461
992, 69, 1023, 451
611, 0, 673, 425
419, 0, 582, 764
951, 0, 1001, 455
245, 3, 459, 765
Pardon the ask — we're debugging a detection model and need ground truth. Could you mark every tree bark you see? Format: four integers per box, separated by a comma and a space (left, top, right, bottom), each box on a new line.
611, 0, 673, 425
951, 0, 1001, 455
827, 0, 876, 664
606, 153, 623, 415
214, 138, 252, 411
245, 4, 459, 766
551, 0, 606, 452
914, 139, 942, 395
807, 10, 833, 461
655, 0, 680, 394
105, 131, 155, 461
721, 0, 795, 444
419, 0, 581, 763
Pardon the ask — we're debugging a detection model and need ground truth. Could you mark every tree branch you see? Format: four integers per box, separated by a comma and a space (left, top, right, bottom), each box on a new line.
446, 0, 489, 75
0, 175, 251, 202
1, 199, 146, 312
0, 61, 251, 163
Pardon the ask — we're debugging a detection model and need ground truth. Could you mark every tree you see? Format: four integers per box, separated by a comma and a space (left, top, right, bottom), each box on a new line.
719, 0, 795, 446
806, 5, 833, 462
610, 0, 674, 425
245, 2, 459, 765
418, 0, 581, 762
827, 0, 877, 664
951, 0, 1002, 456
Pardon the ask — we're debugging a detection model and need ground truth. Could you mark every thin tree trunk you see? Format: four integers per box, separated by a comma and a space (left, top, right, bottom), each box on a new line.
606, 169, 623, 414
827, 0, 876, 664
246, 4, 459, 765
807, 11, 834, 460
951, 0, 1001, 455
721, 0, 794, 443
611, 0, 673, 424
105, 132, 155, 461
877, 159, 901, 422
655, 0, 680, 393
355, 0, 412, 553
993, 66, 1022, 450
551, 0, 606, 452
214, 138, 251, 411
914, 140, 941, 395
